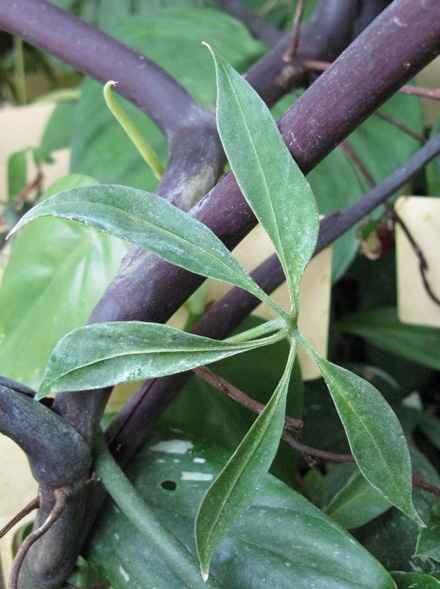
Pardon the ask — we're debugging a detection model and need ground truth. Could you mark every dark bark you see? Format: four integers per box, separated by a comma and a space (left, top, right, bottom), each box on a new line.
0, 0, 439, 586
0, 0, 200, 139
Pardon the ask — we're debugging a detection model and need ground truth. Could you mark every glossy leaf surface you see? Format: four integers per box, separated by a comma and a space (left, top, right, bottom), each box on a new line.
0, 176, 127, 389
299, 333, 422, 525
86, 427, 394, 589
195, 341, 296, 576
208, 48, 318, 313
335, 307, 440, 371
38, 321, 284, 398
11, 184, 277, 311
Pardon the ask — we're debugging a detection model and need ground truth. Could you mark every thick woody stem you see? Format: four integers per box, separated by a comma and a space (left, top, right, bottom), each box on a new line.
0, 0, 201, 140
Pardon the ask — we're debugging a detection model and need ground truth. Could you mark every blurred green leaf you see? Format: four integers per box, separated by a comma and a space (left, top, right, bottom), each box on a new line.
47, 0, 77, 9
38, 320, 284, 397
70, 9, 264, 189
420, 415, 440, 451
425, 118, 440, 197
86, 427, 395, 589
208, 47, 318, 313
41, 101, 76, 153
195, 341, 296, 576
325, 468, 392, 529
96, 0, 132, 32
393, 572, 440, 588
355, 445, 440, 572
416, 510, 440, 563
7, 149, 27, 199
0, 175, 127, 389
12, 184, 277, 310
335, 307, 440, 371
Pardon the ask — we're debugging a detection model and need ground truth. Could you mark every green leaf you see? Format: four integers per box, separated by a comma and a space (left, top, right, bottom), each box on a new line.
195, 339, 296, 578
335, 307, 440, 371
415, 510, 440, 563
393, 572, 440, 588
420, 415, 440, 451
427, 117, 440, 196
93, 432, 222, 589
325, 468, 392, 529
71, 10, 264, 190
40, 101, 77, 153
86, 426, 394, 589
0, 175, 127, 390
7, 149, 27, 199
11, 184, 280, 313
356, 444, 440, 572
207, 46, 318, 314
163, 316, 304, 487
299, 332, 423, 526
103, 81, 164, 179
38, 320, 285, 398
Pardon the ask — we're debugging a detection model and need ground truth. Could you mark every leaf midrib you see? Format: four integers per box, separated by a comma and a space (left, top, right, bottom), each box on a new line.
35, 198, 264, 300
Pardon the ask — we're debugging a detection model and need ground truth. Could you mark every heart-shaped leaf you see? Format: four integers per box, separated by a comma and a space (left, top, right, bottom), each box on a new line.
86, 426, 395, 589
207, 46, 319, 315
0, 176, 127, 389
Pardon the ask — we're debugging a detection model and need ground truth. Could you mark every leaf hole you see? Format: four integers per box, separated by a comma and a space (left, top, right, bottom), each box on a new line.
161, 480, 177, 491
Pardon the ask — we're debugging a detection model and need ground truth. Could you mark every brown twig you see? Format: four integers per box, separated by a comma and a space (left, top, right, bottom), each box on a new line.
282, 431, 354, 463
192, 367, 440, 498
400, 85, 440, 101
283, 0, 306, 62
283, 431, 440, 498
8, 488, 70, 589
387, 204, 440, 305
193, 365, 303, 432
304, 59, 440, 103
0, 498, 39, 539
412, 474, 440, 497
14, 170, 44, 204
339, 140, 376, 189
375, 110, 427, 144
302, 58, 331, 72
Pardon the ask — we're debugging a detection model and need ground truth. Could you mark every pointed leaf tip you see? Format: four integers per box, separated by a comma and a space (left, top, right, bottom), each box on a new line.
201, 571, 209, 582
299, 330, 423, 526
208, 47, 319, 314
